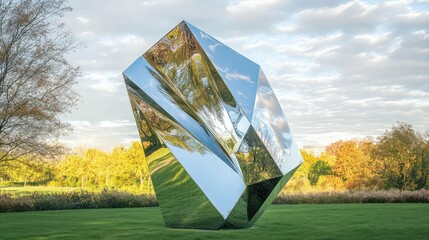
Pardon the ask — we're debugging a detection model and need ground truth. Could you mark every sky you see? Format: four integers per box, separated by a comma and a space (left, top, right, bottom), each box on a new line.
60, 0, 429, 151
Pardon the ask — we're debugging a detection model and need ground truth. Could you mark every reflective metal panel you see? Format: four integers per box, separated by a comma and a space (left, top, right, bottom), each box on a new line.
123, 21, 303, 229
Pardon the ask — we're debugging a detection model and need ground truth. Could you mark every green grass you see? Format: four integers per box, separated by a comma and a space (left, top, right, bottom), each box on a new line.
1, 204, 428, 239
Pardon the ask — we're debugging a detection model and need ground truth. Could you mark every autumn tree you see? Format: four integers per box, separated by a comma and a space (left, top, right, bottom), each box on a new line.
0, 0, 79, 167
327, 139, 377, 190
373, 122, 429, 190
283, 150, 335, 192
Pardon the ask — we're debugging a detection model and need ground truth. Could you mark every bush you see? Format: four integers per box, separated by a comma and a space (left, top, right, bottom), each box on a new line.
0, 190, 157, 213
1, 190, 428, 213
0, 194, 34, 212
273, 189, 429, 204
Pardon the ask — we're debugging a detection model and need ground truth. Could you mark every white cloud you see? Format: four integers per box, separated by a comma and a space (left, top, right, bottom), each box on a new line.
62, 120, 139, 150
60, 0, 429, 149
76, 16, 89, 24
225, 72, 251, 81
83, 72, 123, 92
99, 35, 146, 48
226, 0, 279, 12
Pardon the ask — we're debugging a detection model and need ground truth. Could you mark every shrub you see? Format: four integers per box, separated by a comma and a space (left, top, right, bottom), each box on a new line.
1, 189, 428, 213
0, 190, 157, 213
0, 194, 34, 212
273, 189, 429, 204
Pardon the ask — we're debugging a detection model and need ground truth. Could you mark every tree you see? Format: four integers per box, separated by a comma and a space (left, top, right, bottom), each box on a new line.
124, 141, 153, 193
0, 0, 79, 167
373, 122, 429, 190
327, 139, 377, 190
308, 160, 332, 185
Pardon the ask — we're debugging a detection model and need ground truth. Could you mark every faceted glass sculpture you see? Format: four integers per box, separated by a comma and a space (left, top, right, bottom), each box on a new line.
123, 21, 303, 229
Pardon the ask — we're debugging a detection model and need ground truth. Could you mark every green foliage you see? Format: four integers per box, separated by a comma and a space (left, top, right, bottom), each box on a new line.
373, 122, 429, 190
308, 160, 332, 185
45, 142, 154, 194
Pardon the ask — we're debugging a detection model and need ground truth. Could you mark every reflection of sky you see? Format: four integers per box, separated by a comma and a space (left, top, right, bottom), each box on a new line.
186, 21, 260, 121
123, 56, 239, 174
163, 140, 245, 218
252, 69, 300, 174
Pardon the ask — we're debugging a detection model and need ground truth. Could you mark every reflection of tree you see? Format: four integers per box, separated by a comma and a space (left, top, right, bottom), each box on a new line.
131, 94, 206, 156
129, 97, 162, 156
143, 22, 239, 155
237, 128, 282, 185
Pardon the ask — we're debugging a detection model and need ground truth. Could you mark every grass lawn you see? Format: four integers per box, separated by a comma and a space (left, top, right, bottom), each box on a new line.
1, 204, 428, 239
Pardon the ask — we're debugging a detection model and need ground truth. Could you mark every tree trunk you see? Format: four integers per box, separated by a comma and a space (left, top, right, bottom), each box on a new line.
81, 175, 84, 189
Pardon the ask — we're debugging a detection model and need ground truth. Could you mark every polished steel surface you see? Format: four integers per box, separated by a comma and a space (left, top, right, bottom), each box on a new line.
123, 21, 303, 229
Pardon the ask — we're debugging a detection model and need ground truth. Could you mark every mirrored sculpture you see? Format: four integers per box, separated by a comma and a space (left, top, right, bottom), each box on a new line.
123, 21, 303, 229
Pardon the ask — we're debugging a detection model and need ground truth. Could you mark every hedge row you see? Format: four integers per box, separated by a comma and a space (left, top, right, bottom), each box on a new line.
1, 189, 428, 213
274, 189, 429, 204
0, 190, 157, 212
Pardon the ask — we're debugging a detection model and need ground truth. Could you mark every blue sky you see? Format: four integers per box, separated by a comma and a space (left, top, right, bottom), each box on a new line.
60, 0, 429, 150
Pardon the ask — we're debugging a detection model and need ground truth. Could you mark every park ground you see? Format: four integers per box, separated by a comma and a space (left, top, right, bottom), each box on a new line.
1, 204, 428, 239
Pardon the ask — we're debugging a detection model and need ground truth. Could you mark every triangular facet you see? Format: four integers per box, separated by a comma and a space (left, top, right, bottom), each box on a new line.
251, 68, 303, 174
247, 177, 282, 221
223, 189, 249, 229
235, 126, 283, 185
248, 166, 300, 225
185, 21, 260, 122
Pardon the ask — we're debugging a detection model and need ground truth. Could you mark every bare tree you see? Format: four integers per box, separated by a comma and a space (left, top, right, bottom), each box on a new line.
0, 0, 79, 167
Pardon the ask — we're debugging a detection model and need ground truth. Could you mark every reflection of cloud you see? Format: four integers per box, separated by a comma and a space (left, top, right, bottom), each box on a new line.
225, 72, 253, 83
214, 63, 255, 85
209, 43, 222, 52
237, 90, 248, 99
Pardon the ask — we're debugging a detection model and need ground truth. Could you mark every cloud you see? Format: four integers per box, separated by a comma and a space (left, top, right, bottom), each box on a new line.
83, 72, 123, 93
61, 120, 139, 150
225, 72, 251, 82
99, 35, 146, 48
60, 0, 429, 150
76, 16, 89, 24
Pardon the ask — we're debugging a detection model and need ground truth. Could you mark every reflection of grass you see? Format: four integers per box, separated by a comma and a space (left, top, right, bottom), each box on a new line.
1, 204, 428, 239
146, 147, 224, 229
